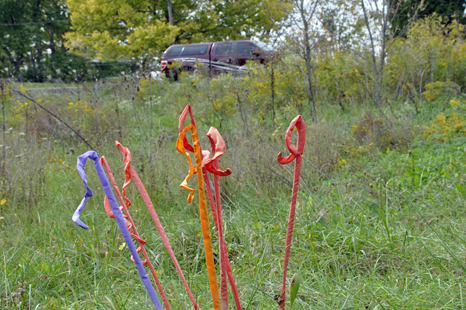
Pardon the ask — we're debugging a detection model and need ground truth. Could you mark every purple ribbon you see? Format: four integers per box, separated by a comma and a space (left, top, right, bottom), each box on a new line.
72, 151, 163, 310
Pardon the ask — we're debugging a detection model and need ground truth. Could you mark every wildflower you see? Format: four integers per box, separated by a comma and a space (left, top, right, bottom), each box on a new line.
19, 84, 27, 94
450, 99, 460, 107
118, 242, 126, 251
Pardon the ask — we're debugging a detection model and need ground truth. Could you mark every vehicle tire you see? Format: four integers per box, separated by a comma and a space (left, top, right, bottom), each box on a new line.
169, 66, 192, 82
180, 66, 194, 74
167, 70, 178, 82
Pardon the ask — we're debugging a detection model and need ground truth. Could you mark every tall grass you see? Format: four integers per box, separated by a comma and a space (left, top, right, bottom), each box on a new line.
1, 66, 466, 309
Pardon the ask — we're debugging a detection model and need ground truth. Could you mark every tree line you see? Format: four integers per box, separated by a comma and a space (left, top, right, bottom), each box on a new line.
0, 0, 287, 82
0, 0, 137, 82
0, 0, 465, 84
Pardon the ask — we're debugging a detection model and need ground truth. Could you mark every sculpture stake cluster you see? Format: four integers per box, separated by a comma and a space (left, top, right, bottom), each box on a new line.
72, 104, 305, 309
177, 105, 241, 309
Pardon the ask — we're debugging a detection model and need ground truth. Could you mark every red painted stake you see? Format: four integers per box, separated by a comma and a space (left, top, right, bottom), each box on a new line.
99, 156, 171, 309
204, 127, 242, 310
276, 115, 306, 310
114, 141, 201, 310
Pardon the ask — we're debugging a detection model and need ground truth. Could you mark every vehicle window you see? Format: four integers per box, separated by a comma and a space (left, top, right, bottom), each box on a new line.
215, 43, 234, 56
166, 46, 183, 57
180, 45, 208, 56
237, 43, 259, 55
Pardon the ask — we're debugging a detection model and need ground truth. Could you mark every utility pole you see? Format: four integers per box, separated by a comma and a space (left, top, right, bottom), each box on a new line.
168, 0, 174, 26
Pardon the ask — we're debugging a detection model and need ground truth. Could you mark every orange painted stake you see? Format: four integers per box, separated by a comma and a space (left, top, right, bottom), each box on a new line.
177, 124, 221, 310
179, 105, 242, 309
276, 115, 306, 310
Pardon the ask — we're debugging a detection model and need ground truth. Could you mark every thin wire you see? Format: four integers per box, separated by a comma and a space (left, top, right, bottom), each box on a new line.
0, 19, 71, 27
398, 13, 466, 17
0, 11, 464, 27
9, 89, 95, 150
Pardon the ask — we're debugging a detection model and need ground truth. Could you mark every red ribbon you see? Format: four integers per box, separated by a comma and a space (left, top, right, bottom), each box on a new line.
277, 115, 306, 165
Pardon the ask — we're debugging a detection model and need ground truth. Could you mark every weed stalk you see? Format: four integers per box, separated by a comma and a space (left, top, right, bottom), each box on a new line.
1, 80, 6, 175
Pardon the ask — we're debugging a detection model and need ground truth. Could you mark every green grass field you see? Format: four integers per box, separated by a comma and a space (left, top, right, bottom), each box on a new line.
1, 73, 466, 309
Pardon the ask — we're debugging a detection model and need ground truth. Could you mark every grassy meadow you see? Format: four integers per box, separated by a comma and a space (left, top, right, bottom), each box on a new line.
2, 58, 466, 310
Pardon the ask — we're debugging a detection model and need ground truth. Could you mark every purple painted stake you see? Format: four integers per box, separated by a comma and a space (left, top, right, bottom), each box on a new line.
72, 151, 163, 310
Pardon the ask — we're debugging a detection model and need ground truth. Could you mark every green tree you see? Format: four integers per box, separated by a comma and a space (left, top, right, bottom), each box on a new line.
0, 0, 38, 79
0, 0, 132, 82
0, 0, 79, 81
64, 0, 288, 66
392, 0, 466, 33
